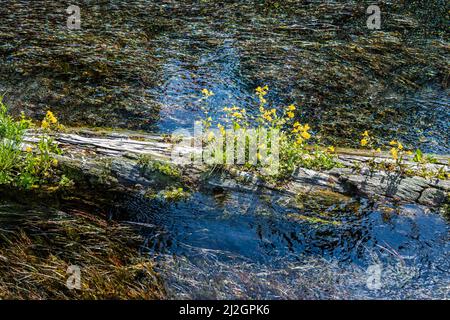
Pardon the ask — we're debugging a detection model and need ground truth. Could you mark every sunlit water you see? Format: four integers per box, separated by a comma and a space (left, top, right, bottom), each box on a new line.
1, 1, 449, 299
123, 189, 450, 299
147, 18, 449, 154
4, 1, 448, 152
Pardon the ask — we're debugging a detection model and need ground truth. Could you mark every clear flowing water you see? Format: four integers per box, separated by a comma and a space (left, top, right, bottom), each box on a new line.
0, 0, 449, 299
149, 30, 450, 153
130, 1, 450, 153
2, 0, 449, 152
1, 191, 448, 299
124, 188, 450, 299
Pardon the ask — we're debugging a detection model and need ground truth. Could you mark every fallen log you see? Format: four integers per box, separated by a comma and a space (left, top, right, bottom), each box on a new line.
23, 129, 450, 208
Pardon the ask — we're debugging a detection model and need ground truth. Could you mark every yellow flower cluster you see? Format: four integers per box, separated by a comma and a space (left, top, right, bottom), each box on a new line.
292, 122, 311, 144
41, 110, 62, 130
388, 140, 411, 160
285, 105, 296, 119
202, 88, 214, 98
256, 85, 269, 104
360, 130, 370, 147
389, 140, 403, 150
390, 147, 399, 160
256, 85, 269, 96
223, 106, 246, 120
262, 108, 277, 122
217, 123, 226, 136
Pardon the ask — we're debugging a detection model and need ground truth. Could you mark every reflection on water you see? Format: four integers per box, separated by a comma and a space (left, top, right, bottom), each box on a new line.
149, 39, 258, 131
125, 190, 450, 299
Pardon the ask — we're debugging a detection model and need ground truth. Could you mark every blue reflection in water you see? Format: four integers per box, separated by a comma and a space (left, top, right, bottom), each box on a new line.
127, 190, 450, 299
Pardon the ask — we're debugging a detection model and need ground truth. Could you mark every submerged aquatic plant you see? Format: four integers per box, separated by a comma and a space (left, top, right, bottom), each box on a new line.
0, 206, 164, 299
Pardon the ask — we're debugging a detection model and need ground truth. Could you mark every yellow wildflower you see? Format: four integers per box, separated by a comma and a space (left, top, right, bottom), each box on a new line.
360, 138, 368, 147
255, 85, 269, 96
328, 146, 335, 153
25, 146, 33, 153
207, 131, 215, 142
41, 120, 49, 129
52, 159, 59, 167
295, 137, 303, 145
231, 112, 242, 119
262, 110, 275, 122
301, 131, 311, 140
390, 147, 398, 160
389, 140, 397, 146
202, 89, 214, 97
287, 104, 296, 111
217, 124, 225, 136
375, 148, 381, 153
46, 111, 57, 124
397, 142, 403, 150
362, 130, 369, 137
286, 111, 294, 118
263, 113, 273, 122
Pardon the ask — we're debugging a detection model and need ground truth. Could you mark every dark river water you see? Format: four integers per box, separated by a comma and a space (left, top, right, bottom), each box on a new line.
0, 1, 449, 299
124, 188, 450, 299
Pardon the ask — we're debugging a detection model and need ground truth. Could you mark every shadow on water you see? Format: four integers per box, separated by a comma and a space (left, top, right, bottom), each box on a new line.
122, 189, 450, 299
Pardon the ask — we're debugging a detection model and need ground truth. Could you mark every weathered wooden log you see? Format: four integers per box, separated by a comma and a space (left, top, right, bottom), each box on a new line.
23, 129, 450, 208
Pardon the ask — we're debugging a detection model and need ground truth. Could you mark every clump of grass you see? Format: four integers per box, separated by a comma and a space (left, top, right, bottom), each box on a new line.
0, 207, 165, 299
0, 97, 71, 189
358, 130, 449, 180
138, 156, 181, 179
160, 186, 189, 202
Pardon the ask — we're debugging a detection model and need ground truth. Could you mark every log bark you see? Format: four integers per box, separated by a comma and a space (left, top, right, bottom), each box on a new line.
24, 129, 450, 208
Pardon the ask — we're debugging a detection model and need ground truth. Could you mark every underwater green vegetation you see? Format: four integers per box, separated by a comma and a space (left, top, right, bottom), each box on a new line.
0, 201, 164, 299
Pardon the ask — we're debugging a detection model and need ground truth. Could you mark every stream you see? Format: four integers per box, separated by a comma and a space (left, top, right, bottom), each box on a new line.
0, 1, 449, 299
122, 188, 450, 299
